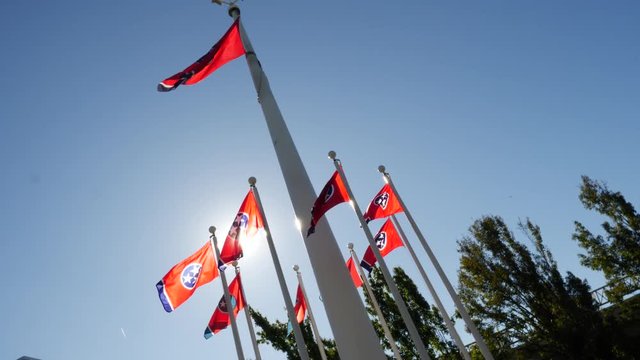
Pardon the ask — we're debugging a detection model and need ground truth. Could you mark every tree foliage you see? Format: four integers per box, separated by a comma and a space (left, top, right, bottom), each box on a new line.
366, 266, 460, 359
458, 216, 615, 359
250, 307, 339, 360
251, 267, 461, 359
573, 176, 640, 302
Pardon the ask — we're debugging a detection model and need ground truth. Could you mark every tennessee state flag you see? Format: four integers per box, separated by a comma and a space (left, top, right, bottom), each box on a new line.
204, 274, 246, 338
219, 190, 264, 266
158, 18, 246, 92
346, 257, 363, 288
156, 242, 219, 312
361, 218, 404, 272
307, 171, 350, 236
293, 285, 307, 323
363, 184, 403, 222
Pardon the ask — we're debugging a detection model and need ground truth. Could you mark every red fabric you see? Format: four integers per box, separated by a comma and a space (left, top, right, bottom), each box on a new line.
293, 285, 307, 323
205, 274, 246, 337
307, 170, 350, 235
156, 242, 219, 312
363, 184, 403, 222
220, 190, 264, 265
346, 257, 363, 288
158, 18, 246, 92
360, 218, 404, 272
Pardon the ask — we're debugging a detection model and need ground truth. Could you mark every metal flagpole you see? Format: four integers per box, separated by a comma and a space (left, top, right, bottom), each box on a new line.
347, 243, 403, 360
390, 215, 471, 360
378, 166, 495, 360
232, 261, 262, 360
224, 5, 387, 359
293, 265, 328, 360
208, 227, 245, 360
248, 177, 310, 360
329, 151, 431, 360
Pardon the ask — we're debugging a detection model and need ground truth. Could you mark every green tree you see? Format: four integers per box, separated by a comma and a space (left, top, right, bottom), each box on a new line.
251, 267, 460, 359
458, 216, 614, 359
250, 307, 339, 360
366, 266, 460, 359
573, 176, 640, 302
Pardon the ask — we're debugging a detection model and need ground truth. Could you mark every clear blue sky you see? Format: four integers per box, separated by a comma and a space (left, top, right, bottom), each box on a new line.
1, 1, 638, 359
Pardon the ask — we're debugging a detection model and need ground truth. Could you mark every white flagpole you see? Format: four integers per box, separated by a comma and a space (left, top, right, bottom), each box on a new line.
329, 151, 431, 360
208, 227, 245, 360
378, 166, 494, 360
390, 215, 471, 360
248, 177, 310, 360
226, 6, 386, 359
293, 265, 328, 360
347, 243, 403, 360
232, 262, 262, 360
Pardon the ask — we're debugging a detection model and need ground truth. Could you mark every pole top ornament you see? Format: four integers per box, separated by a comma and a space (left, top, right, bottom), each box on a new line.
248, 176, 257, 185
293, 264, 300, 272
328, 150, 337, 160
347, 242, 354, 250
208, 226, 217, 235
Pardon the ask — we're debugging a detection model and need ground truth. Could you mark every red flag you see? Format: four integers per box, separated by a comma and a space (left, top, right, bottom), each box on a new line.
219, 190, 264, 265
360, 218, 404, 272
158, 18, 246, 92
346, 257, 363, 288
293, 285, 307, 323
204, 274, 246, 338
307, 171, 350, 236
363, 184, 403, 222
156, 242, 219, 312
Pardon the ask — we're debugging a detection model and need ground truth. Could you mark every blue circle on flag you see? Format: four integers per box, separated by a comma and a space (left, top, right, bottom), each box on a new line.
218, 295, 237, 313
181, 263, 203, 290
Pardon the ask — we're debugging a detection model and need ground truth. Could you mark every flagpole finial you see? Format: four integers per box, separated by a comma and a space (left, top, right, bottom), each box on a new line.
208, 226, 216, 235
248, 176, 257, 185
378, 165, 386, 173
347, 242, 354, 250
328, 151, 337, 160
293, 264, 300, 272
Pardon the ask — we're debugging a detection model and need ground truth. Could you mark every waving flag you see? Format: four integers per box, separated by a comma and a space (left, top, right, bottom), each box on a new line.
158, 18, 246, 92
363, 184, 403, 222
360, 219, 404, 272
293, 285, 307, 323
307, 171, 350, 236
346, 257, 363, 288
219, 190, 264, 266
204, 274, 246, 338
156, 242, 219, 312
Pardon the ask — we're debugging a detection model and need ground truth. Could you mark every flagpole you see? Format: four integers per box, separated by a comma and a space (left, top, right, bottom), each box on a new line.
347, 243, 403, 360
248, 177, 310, 360
209, 227, 245, 360
378, 167, 495, 360
232, 262, 262, 360
225, 5, 387, 359
390, 215, 471, 360
293, 265, 328, 360
329, 151, 431, 360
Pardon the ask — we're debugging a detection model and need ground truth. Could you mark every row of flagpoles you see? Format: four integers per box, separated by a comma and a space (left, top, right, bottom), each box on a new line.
153, 3, 494, 359
154, 155, 495, 359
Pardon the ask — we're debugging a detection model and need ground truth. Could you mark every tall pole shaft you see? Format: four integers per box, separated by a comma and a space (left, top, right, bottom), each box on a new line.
209, 230, 245, 360
234, 265, 262, 360
348, 245, 403, 360
294, 268, 328, 360
249, 179, 309, 360
380, 168, 494, 360
330, 153, 431, 360
229, 7, 387, 360
391, 215, 471, 360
